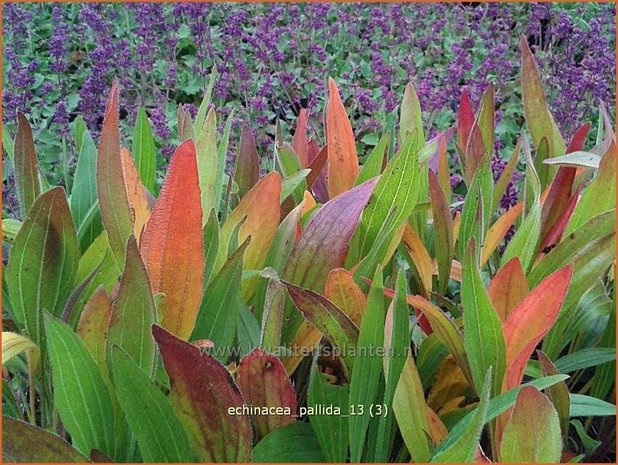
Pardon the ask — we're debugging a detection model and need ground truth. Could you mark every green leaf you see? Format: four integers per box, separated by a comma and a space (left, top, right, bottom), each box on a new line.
565, 142, 615, 237
569, 394, 616, 417
6, 187, 79, 349
253, 422, 325, 463
356, 132, 390, 185
44, 313, 115, 458
501, 142, 542, 272
196, 108, 219, 223
308, 360, 349, 462
591, 299, 615, 399
553, 348, 616, 374
202, 208, 220, 287
215, 109, 235, 211
14, 113, 41, 217
435, 374, 569, 452
110, 346, 194, 462
431, 368, 492, 462
193, 65, 217, 134
457, 160, 493, 261
352, 132, 420, 261
429, 170, 454, 293
191, 238, 249, 360
543, 150, 601, 169
400, 83, 424, 150
281, 169, 311, 204
71, 129, 102, 253
2, 124, 14, 161
462, 241, 506, 396
499, 387, 562, 463
533, 210, 616, 358
237, 301, 261, 357
2, 416, 89, 463
349, 266, 385, 462
260, 277, 287, 353
96, 82, 134, 267
374, 270, 410, 461
520, 35, 566, 158
106, 236, 156, 376
132, 107, 156, 193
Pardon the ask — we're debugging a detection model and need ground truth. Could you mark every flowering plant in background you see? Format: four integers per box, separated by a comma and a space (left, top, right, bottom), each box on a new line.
2, 12, 616, 459
2, 2, 615, 204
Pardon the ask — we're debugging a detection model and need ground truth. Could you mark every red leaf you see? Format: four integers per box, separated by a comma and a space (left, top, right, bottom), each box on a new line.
236, 348, 297, 438
502, 265, 573, 390
152, 325, 252, 462
140, 140, 204, 340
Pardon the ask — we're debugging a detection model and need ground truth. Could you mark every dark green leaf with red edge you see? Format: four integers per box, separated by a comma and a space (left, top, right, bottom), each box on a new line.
14, 113, 41, 217
6, 187, 79, 349
140, 139, 204, 340
306, 143, 328, 189
538, 184, 581, 255
499, 387, 562, 463
96, 80, 134, 266
282, 279, 359, 373
429, 169, 453, 294
502, 265, 573, 391
492, 136, 521, 212
540, 166, 576, 241
152, 325, 252, 463
236, 124, 260, 198
236, 348, 297, 438
281, 178, 377, 344
2, 416, 89, 463
520, 35, 566, 157
106, 236, 156, 375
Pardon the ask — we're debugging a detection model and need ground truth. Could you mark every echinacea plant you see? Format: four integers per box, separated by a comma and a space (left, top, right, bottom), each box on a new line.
2, 37, 615, 463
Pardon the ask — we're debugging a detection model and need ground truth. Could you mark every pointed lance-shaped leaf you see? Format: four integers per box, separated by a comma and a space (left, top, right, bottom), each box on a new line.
6, 187, 79, 349
235, 125, 260, 198
326, 77, 359, 198
96, 80, 134, 266
140, 140, 204, 340
281, 178, 378, 344
14, 113, 41, 217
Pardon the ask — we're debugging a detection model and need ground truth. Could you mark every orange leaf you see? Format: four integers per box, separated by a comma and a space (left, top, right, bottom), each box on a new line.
481, 203, 523, 266
326, 78, 359, 198
426, 407, 449, 445
218, 172, 281, 297
140, 140, 204, 339
487, 257, 529, 322
120, 148, 150, 242
325, 268, 366, 326
282, 321, 322, 375
427, 355, 469, 415
502, 264, 573, 391
97, 81, 133, 266
402, 223, 433, 297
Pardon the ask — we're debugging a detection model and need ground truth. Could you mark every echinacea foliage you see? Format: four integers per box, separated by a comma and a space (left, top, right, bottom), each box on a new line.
2, 37, 616, 463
